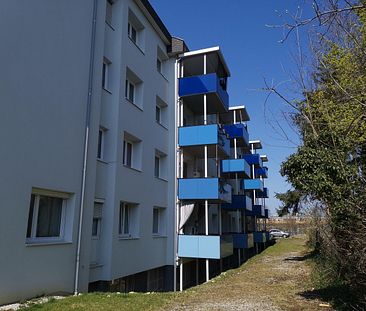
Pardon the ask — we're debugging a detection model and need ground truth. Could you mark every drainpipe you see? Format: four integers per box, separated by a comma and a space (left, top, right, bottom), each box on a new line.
174, 57, 181, 292
74, 0, 98, 295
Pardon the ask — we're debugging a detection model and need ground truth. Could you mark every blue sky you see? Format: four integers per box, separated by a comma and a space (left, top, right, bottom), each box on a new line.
150, 0, 314, 215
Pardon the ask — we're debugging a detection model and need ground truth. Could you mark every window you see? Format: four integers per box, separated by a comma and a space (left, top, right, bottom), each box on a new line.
154, 156, 160, 178
26, 190, 71, 242
128, 10, 145, 50
92, 202, 103, 238
128, 22, 137, 44
152, 207, 166, 236
156, 58, 162, 73
157, 46, 168, 77
97, 127, 106, 160
119, 202, 139, 238
154, 150, 167, 180
125, 79, 135, 103
123, 132, 142, 171
102, 58, 111, 91
123, 140, 133, 167
155, 96, 167, 127
155, 105, 161, 123
125, 68, 143, 109
105, 0, 114, 26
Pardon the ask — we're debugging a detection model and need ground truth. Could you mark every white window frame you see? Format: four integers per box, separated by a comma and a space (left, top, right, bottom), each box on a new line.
92, 201, 103, 239
125, 79, 135, 104
102, 58, 111, 91
155, 105, 161, 124
128, 22, 138, 45
97, 127, 105, 160
26, 191, 69, 244
152, 207, 166, 237
123, 139, 133, 167
154, 155, 160, 178
156, 58, 162, 74
118, 202, 131, 238
105, 0, 114, 27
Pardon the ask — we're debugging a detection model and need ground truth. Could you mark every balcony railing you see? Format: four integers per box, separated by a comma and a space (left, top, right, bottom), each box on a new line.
221, 195, 252, 210
178, 124, 230, 157
241, 179, 264, 191
178, 234, 233, 259
178, 178, 232, 203
221, 158, 251, 178
254, 167, 268, 178
178, 73, 229, 112
242, 154, 263, 167
257, 187, 269, 198
232, 233, 254, 249
253, 232, 267, 243
223, 123, 249, 147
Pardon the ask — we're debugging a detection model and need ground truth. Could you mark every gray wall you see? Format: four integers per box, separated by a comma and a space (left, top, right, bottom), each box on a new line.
0, 0, 105, 304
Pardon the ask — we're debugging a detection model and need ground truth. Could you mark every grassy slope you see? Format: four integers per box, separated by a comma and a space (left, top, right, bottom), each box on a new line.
22, 236, 328, 311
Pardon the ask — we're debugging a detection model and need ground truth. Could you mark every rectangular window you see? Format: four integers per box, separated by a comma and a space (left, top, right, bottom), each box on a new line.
125, 79, 135, 103
152, 208, 159, 234
123, 140, 133, 167
155, 105, 161, 123
152, 207, 165, 236
119, 202, 138, 237
155, 150, 167, 180
156, 58, 162, 73
154, 156, 160, 178
26, 191, 69, 242
97, 128, 105, 160
106, 0, 113, 25
102, 58, 111, 91
128, 22, 137, 44
92, 202, 103, 238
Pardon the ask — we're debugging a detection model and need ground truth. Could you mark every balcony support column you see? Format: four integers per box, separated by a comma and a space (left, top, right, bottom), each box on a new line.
179, 259, 183, 291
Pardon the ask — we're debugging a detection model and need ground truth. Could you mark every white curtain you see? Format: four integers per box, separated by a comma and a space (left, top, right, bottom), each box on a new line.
179, 203, 195, 230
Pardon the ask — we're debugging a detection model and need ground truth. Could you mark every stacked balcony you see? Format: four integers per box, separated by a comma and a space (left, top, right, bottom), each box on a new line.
177, 48, 234, 272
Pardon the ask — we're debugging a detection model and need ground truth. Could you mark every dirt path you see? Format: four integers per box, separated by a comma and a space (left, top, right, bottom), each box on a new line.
165, 236, 333, 311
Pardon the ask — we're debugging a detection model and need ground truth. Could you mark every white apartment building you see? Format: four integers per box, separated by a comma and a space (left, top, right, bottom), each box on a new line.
0, 0, 184, 305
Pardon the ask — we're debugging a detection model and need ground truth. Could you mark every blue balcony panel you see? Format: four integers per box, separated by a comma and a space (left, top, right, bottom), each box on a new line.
178, 178, 232, 203
255, 167, 268, 178
178, 73, 229, 113
222, 195, 252, 210
241, 179, 264, 191
243, 154, 263, 167
265, 209, 269, 219
221, 158, 251, 178
257, 187, 269, 198
178, 124, 230, 157
254, 232, 267, 243
223, 123, 249, 147
232, 233, 254, 249
178, 235, 233, 259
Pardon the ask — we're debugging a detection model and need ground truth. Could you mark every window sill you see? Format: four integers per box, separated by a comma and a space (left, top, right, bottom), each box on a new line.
156, 121, 168, 131
105, 21, 115, 31
128, 37, 145, 55
157, 71, 169, 82
123, 165, 142, 173
118, 236, 140, 240
97, 158, 108, 164
125, 98, 143, 111
25, 240, 72, 247
103, 87, 112, 95
155, 176, 168, 182
152, 234, 167, 239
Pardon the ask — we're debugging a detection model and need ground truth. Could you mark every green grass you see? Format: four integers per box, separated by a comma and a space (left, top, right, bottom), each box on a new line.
23, 292, 178, 311
20, 236, 320, 311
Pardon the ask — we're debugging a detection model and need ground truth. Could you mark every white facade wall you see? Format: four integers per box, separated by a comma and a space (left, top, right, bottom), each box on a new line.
0, 0, 176, 305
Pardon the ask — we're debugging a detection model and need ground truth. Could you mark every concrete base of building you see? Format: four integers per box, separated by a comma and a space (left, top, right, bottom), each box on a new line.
89, 265, 174, 293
